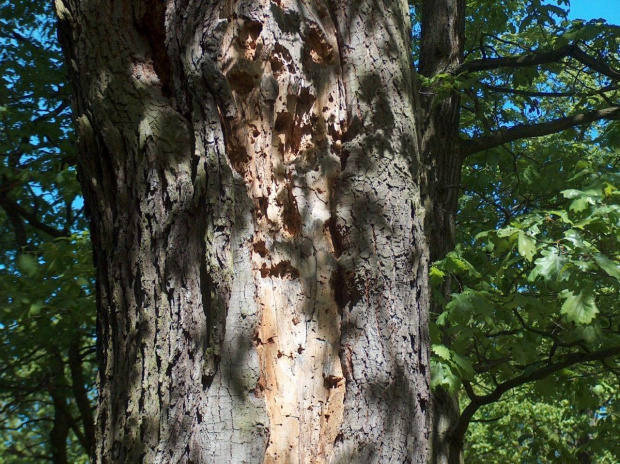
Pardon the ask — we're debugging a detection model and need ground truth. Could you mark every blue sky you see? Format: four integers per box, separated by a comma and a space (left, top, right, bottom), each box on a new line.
569, 0, 620, 24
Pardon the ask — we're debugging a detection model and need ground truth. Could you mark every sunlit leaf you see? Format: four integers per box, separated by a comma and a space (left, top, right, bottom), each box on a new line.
560, 289, 599, 324
518, 231, 537, 262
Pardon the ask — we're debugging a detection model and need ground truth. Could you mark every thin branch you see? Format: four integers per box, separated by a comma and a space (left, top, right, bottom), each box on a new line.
0, 30, 42, 50
68, 338, 95, 458
0, 194, 70, 238
450, 344, 620, 447
482, 33, 536, 53
460, 106, 620, 157
482, 83, 620, 98
31, 100, 70, 124
455, 44, 620, 81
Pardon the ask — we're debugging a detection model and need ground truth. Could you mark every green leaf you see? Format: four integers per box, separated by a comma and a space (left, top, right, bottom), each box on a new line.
430, 359, 460, 392
569, 196, 595, 213
496, 227, 518, 238
562, 189, 583, 199
431, 344, 451, 361
560, 289, 599, 324
76, 276, 90, 287
451, 352, 475, 379
442, 252, 481, 277
592, 384, 605, 396
563, 229, 591, 248
429, 266, 446, 285
533, 249, 568, 281
447, 290, 494, 322
593, 253, 620, 280
436, 311, 450, 326
574, 325, 599, 343
28, 303, 43, 317
16, 254, 39, 277
562, 188, 598, 212
518, 231, 537, 262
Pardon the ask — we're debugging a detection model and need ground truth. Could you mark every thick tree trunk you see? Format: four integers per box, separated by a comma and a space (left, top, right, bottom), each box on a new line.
57, 0, 430, 462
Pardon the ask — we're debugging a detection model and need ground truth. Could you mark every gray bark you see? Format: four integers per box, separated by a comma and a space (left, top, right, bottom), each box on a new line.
419, 0, 466, 463
57, 0, 430, 462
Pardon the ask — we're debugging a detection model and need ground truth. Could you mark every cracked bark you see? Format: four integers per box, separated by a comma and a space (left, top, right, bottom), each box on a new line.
57, 0, 429, 462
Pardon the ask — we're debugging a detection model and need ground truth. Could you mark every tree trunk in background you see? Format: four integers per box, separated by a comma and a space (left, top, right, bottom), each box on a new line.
48, 352, 71, 464
57, 0, 430, 462
419, 0, 466, 463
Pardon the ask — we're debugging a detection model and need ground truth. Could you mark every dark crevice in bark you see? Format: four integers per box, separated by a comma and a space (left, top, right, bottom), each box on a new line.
331, 265, 357, 312
199, 253, 214, 350
259, 260, 300, 279
325, 217, 343, 258
133, 0, 172, 98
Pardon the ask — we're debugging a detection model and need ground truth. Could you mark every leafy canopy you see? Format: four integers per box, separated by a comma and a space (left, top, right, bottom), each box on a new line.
0, 1, 95, 462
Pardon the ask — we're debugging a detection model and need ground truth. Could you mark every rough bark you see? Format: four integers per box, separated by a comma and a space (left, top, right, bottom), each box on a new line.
418, 0, 466, 463
56, 0, 430, 462
419, 0, 465, 263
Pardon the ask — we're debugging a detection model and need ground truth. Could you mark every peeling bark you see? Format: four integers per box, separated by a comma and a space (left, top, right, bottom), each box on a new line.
57, 0, 429, 462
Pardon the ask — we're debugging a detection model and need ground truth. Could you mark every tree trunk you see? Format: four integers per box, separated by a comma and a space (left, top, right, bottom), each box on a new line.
48, 353, 71, 464
419, 0, 466, 463
56, 0, 430, 462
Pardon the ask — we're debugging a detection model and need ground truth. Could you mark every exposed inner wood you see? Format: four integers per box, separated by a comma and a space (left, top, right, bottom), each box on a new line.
218, 1, 347, 461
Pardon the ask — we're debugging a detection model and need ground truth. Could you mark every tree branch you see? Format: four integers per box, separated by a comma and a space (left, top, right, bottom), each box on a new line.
0, 194, 70, 238
31, 100, 70, 124
482, 83, 620, 98
455, 44, 620, 81
460, 106, 620, 157
68, 338, 95, 459
450, 344, 620, 447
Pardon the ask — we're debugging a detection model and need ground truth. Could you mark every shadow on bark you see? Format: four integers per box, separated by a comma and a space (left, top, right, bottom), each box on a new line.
58, 0, 430, 461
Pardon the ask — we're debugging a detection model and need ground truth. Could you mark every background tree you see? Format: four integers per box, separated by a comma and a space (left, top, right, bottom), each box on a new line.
0, 1, 96, 462
417, 1, 620, 462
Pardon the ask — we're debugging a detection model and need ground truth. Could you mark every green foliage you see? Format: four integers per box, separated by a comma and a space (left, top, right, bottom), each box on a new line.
0, 0, 95, 461
414, 0, 620, 460
0, 234, 94, 464
431, 135, 620, 461
466, 383, 620, 463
